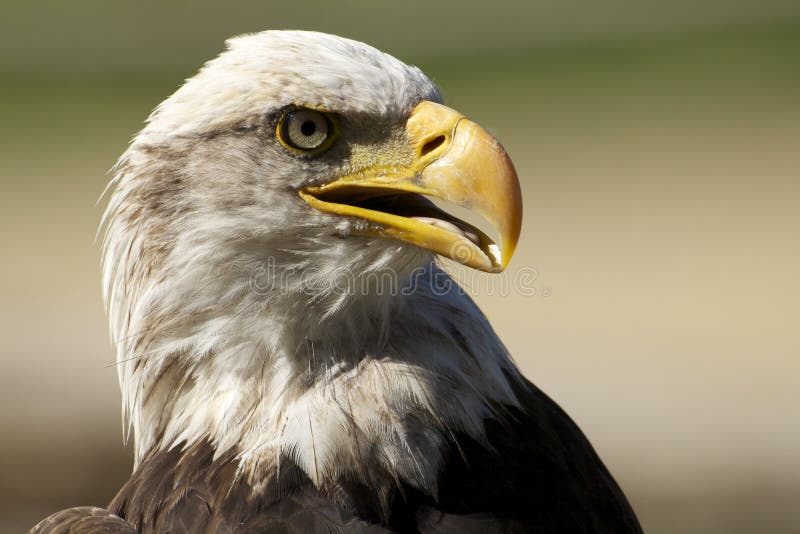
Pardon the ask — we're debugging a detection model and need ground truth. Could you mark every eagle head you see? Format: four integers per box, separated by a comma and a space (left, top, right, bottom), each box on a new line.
102, 30, 522, 488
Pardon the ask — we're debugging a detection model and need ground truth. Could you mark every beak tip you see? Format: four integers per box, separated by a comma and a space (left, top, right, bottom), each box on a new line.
499, 235, 520, 271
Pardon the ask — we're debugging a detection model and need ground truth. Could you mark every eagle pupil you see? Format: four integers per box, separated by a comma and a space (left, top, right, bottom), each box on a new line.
301, 121, 316, 136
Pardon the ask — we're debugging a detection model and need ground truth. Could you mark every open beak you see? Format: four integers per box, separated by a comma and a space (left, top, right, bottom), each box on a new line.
299, 101, 523, 272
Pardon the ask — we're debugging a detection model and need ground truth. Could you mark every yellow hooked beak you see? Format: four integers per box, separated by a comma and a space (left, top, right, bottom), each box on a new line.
299, 101, 523, 272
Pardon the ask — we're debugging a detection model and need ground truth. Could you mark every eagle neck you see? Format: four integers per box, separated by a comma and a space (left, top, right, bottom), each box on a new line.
119, 257, 521, 497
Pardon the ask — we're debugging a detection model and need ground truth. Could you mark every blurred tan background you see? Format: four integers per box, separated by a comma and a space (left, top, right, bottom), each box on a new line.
1, 1, 799, 532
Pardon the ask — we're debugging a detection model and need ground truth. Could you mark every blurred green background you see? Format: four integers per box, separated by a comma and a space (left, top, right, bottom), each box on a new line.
1, 1, 799, 532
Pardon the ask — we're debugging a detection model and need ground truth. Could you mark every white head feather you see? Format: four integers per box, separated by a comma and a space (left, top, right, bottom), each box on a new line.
101, 30, 521, 495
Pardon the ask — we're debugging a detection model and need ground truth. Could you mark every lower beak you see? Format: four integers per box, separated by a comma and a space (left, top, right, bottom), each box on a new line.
299, 101, 523, 272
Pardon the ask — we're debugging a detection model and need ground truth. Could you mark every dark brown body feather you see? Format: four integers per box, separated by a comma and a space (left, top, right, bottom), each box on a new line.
31, 377, 641, 533
30, 507, 135, 534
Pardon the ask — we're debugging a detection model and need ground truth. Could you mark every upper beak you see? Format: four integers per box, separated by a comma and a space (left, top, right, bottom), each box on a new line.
299, 101, 523, 272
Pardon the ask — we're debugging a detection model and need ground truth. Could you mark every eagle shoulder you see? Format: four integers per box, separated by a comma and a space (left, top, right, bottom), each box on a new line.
426, 374, 643, 533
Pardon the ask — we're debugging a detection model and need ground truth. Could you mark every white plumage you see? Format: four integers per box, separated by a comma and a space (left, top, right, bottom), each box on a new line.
101, 31, 519, 491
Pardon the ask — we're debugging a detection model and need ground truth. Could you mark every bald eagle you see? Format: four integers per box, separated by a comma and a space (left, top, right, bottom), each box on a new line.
32, 31, 641, 533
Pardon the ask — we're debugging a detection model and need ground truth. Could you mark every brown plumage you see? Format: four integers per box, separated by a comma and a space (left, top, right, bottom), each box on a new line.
99, 377, 639, 533
31, 508, 135, 534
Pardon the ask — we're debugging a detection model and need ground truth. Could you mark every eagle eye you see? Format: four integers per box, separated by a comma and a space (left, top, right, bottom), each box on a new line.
277, 108, 335, 153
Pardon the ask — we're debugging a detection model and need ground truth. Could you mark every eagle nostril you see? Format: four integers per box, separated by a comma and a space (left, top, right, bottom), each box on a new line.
420, 135, 446, 158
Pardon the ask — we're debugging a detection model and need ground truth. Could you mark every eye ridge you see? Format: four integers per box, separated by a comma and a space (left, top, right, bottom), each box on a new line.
277, 108, 337, 154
